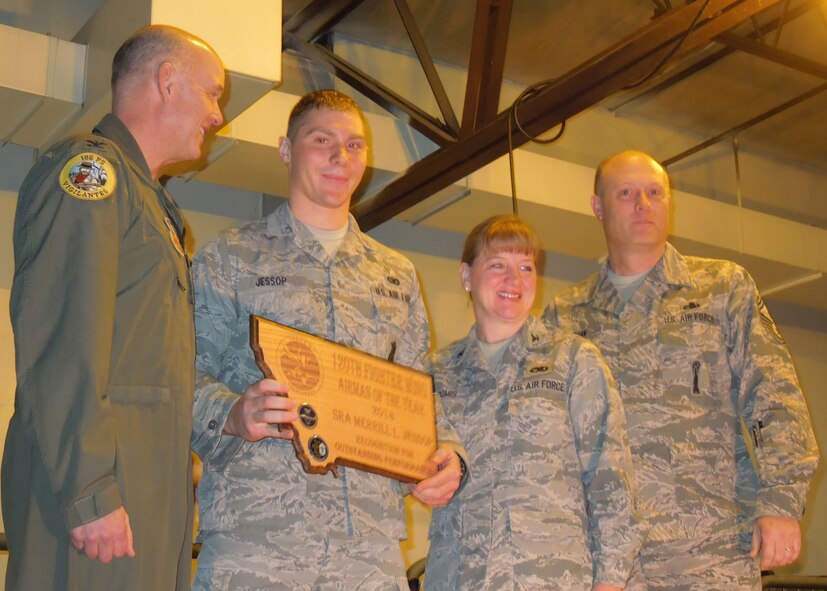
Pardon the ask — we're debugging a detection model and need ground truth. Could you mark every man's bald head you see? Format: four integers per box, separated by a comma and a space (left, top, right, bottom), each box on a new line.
111, 25, 219, 102
594, 150, 670, 198
109, 24, 225, 179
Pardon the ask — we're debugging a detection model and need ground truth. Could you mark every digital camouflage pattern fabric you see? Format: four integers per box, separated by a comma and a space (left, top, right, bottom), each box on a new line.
191, 202, 461, 590
545, 242, 819, 590
425, 315, 641, 590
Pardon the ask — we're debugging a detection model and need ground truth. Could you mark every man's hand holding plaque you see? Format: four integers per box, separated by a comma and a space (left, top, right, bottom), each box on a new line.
249, 315, 441, 483
222, 378, 298, 442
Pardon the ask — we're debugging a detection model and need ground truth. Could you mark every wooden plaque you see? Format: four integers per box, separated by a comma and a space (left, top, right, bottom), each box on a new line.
249, 315, 437, 482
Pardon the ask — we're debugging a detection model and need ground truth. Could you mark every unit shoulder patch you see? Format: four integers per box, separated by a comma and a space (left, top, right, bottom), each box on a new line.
59, 153, 117, 201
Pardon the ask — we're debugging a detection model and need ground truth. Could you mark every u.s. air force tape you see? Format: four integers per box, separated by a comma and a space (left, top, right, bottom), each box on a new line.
59, 153, 116, 201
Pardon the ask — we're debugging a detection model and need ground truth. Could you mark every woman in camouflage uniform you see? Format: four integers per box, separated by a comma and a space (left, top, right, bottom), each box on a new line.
424, 215, 641, 591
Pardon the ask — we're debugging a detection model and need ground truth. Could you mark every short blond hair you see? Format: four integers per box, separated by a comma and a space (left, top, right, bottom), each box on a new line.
461, 215, 541, 267
286, 90, 363, 141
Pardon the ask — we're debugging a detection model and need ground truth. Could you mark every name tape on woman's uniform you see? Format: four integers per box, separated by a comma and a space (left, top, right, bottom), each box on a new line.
59, 153, 116, 201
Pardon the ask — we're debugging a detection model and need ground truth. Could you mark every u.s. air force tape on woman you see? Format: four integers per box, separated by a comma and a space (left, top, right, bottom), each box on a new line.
249, 315, 437, 482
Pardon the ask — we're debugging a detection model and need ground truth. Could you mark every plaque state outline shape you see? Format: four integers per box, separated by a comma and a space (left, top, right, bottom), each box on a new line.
249, 314, 437, 483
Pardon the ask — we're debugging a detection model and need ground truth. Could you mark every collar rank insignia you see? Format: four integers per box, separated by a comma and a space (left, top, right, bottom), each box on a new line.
164, 217, 186, 257
59, 153, 116, 201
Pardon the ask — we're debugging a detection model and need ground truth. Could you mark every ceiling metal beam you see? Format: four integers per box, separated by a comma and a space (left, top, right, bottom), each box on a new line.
351, 0, 785, 230
283, 0, 365, 42
283, 36, 457, 146
749, 15, 766, 43
651, 0, 673, 17
662, 81, 827, 166
461, 0, 513, 137
772, 0, 791, 47
284, 0, 460, 146
716, 31, 827, 79
393, 0, 460, 135
609, 0, 821, 112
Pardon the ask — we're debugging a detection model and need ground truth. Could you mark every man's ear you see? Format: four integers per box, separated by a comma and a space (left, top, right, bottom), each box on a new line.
278, 137, 291, 164
590, 194, 603, 221
157, 61, 176, 102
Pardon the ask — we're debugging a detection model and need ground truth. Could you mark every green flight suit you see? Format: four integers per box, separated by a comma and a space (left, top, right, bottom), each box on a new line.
2, 114, 195, 591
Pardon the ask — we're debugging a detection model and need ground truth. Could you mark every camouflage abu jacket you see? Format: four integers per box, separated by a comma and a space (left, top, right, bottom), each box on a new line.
425, 315, 641, 590
545, 242, 819, 544
191, 202, 459, 547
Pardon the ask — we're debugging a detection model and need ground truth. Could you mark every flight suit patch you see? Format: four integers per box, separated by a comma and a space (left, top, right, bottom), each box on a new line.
59, 153, 116, 200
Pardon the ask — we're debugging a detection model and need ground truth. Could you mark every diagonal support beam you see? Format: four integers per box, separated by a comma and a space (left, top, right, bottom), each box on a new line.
461, 0, 513, 137
393, 0, 460, 135
351, 0, 785, 230
284, 35, 457, 146
772, 0, 791, 47
610, 0, 821, 112
716, 31, 827, 79
662, 81, 827, 166
651, 0, 673, 17
283, 0, 365, 42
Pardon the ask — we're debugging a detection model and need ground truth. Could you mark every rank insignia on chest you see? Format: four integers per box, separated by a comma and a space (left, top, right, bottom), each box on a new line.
59, 153, 116, 201
164, 217, 186, 257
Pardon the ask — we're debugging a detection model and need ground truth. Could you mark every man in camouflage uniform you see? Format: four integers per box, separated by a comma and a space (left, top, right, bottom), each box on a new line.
3, 26, 225, 591
544, 150, 819, 590
191, 90, 464, 590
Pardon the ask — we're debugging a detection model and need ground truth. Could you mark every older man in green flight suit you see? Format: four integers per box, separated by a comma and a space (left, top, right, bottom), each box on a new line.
2, 25, 225, 591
